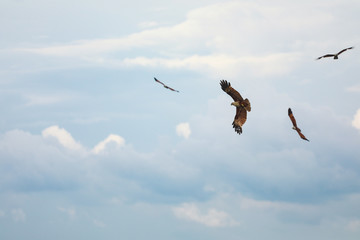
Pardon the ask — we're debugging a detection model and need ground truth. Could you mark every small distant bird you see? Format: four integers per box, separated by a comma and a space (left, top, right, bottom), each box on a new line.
288, 108, 309, 141
220, 80, 251, 135
316, 46, 354, 60
154, 77, 179, 92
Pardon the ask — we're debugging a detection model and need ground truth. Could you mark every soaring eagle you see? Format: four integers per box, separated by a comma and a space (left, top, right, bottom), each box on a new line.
288, 108, 309, 141
316, 46, 354, 60
154, 77, 179, 92
220, 80, 251, 134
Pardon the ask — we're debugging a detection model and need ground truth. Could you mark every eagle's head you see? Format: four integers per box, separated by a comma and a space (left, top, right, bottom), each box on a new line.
231, 102, 241, 107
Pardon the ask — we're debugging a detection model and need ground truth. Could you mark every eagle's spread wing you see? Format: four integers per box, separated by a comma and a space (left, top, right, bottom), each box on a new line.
220, 80, 243, 102
233, 107, 247, 134
288, 108, 298, 128
296, 129, 309, 141
154, 77, 165, 86
317, 47, 354, 60
316, 54, 335, 60
154, 77, 179, 92
243, 98, 251, 112
167, 86, 179, 92
337, 46, 354, 55
288, 108, 309, 141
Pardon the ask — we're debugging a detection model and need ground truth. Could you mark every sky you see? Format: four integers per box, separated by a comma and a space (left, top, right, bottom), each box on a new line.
1, 0, 360, 239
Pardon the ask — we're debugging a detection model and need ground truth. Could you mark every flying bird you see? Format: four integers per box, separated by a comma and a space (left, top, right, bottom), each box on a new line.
288, 108, 309, 141
220, 80, 251, 134
154, 77, 179, 92
316, 46, 354, 60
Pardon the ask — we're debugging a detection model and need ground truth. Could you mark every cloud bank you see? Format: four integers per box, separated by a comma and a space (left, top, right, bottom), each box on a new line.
15, 1, 341, 77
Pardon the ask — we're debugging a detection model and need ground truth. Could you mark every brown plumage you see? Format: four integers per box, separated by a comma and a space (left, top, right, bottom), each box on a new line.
288, 108, 309, 141
220, 80, 251, 134
154, 77, 179, 92
316, 46, 354, 60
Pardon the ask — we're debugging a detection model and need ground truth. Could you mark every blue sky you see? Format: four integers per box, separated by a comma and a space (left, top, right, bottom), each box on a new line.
1, 0, 360, 239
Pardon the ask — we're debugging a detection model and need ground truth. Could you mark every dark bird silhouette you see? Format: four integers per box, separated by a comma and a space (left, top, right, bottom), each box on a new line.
316, 46, 354, 60
154, 77, 179, 92
288, 108, 309, 141
220, 80, 251, 134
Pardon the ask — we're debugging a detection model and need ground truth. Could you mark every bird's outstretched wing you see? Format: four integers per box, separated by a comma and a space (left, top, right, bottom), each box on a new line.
242, 98, 251, 112
166, 86, 179, 92
288, 108, 309, 141
296, 129, 309, 141
220, 80, 243, 102
154, 77, 165, 86
316, 54, 335, 60
337, 46, 354, 55
154, 77, 179, 92
288, 108, 298, 128
316, 46, 354, 60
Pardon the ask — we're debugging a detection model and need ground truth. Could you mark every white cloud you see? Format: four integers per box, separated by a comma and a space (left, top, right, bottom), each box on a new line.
0, 127, 199, 198
176, 122, 191, 139
0, 111, 360, 238
16, 1, 330, 77
118, 52, 300, 77
173, 203, 238, 227
11, 208, 26, 222
92, 134, 125, 154
18, 1, 333, 55
352, 109, 360, 130
17, 31, 161, 57
42, 125, 83, 151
